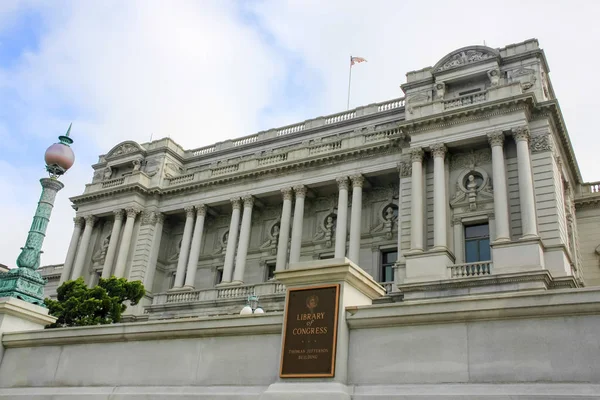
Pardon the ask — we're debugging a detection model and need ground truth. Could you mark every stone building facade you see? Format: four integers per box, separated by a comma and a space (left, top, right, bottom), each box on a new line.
39, 38, 600, 319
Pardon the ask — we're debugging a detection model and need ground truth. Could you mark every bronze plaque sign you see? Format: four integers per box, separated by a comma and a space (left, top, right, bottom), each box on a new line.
279, 284, 340, 378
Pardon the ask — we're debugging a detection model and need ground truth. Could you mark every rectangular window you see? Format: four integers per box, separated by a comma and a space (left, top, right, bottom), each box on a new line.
464, 223, 490, 263
265, 262, 276, 281
380, 249, 397, 282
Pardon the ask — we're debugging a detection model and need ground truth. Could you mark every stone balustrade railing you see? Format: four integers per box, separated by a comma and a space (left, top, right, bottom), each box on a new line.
444, 91, 487, 110
168, 173, 195, 186
101, 177, 125, 188
581, 181, 600, 195
377, 98, 405, 112
378, 281, 396, 294
192, 145, 216, 156
325, 110, 356, 125
277, 123, 305, 136
152, 281, 286, 305
85, 172, 151, 194
449, 261, 492, 278
233, 135, 258, 147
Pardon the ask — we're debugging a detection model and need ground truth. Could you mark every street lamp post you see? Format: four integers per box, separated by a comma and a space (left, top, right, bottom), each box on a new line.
0, 125, 75, 305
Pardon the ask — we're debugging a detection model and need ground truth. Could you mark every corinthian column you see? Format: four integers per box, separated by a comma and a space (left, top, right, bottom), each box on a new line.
431, 144, 448, 250
410, 147, 424, 252
221, 198, 242, 283
113, 208, 140, 278
184, 204, 207, 288
101, 209, 125, 279
335, 177, 349, 258
172, 206, 196, 288
276, 188, 293, 270
60, 216, 84, 283
513, 127, 539, 238
348, 174, 365, 263
71, 215, 97, 280
488, 131, 511, 242
289, 185, 307, 264
233, 195, 254, 283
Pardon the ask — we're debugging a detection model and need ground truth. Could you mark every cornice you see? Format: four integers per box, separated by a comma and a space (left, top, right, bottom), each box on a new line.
574, 195, 600, 210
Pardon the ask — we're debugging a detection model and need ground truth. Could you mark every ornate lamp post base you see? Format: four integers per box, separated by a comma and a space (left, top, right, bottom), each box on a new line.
0, 268, 46, 305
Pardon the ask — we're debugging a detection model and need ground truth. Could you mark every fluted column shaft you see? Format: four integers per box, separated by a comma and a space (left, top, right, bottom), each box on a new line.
432, 144, 448, 250
289, 186, 307, 264
349, 175, 364, 263
101, 209, 125, 279
221, 198, 242, 283
335, 177, 349, 258
410, 148, 424, 251
233, 196, 254, 283
173, 207, 196, 288
184, 205, 207, 288
276, 188, 294, 270
488, 132, 511, 242
113, 208, 140, 278
71, 215, 97, 280
60, 217, 84, 283
514, 127, 539, 238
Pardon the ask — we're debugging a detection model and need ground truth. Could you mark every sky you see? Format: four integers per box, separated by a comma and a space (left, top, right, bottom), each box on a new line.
0, 0, 599, 267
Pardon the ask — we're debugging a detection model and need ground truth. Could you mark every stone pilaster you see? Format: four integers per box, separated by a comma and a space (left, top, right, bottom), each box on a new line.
232, 195, 254, 283
221, 198, 242, 283
101, 209, 125, 279
334, 177, 349, 258
276, 188, 294, 270
113, 208, 140, 278
348, 174, 365, 263
487, 131, 511, 242
409, 147, 424, 252
129, 210, 163, 284
184, 204, 207, 288
172, 206, 196, 288
60, 216, 84, 284
289, 186, 307, 265
143, 212, 165, 290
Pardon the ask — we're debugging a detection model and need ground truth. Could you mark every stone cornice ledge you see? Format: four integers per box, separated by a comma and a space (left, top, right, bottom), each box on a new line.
2, 312, 283, 348
346, 286, 600, 329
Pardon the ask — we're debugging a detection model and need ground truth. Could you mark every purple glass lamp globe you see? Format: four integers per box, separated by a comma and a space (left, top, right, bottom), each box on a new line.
45, 124, 75, 177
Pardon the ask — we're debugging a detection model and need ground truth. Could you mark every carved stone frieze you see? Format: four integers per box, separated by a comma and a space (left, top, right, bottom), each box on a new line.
450, 149, 491, 171
141, 210, 158, 225
436, 49, 495, 72
111, 143, 139, 157
397, 161, 412, 178
530, 134, 553, 153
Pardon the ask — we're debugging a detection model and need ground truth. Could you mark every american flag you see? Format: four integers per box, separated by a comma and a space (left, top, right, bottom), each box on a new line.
350, 56, 367, 66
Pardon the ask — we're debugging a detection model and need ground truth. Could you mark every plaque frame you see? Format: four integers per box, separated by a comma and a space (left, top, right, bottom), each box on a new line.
279, 284, 340, 378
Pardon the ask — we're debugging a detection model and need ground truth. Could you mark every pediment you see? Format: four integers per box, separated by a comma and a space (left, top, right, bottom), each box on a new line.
105, 141, 145, 159
433, 46, 500, 73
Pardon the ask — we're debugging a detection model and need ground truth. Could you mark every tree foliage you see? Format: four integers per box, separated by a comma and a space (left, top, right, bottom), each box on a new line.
44, 277, 145, 328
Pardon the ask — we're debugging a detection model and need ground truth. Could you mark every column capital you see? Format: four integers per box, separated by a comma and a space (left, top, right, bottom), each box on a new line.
350, 174, 365, 188
293, 185, 307, 199
451, 215, 462, 226
409, 147, 424, 163
512, 126, 530, 142
183, 206, 196, 218
84, 215, 97, 226
196, 204, 207, 216
397, 161, 412, 178
73, 216, 84, 228
281, 187, 294, 201
430, 143, 447, 159
141, 210, 159, 225
113, 209, 125, 220
125, 207, 141, 219
243, 195, 254, 208
336, 176, 349, 191
487, 131, 505, 147
231, 197, 242, 210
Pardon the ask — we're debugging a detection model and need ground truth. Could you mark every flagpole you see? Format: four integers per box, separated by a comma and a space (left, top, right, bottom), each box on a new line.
347, 55, 353, 110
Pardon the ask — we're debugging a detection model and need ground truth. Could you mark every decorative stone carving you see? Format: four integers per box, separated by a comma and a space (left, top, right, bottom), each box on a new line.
125, 208, 140, 219
436, 49, 494, 72
112, 143, 139, 156
435, 82, 445, 100
451, 215, 462, 226
371, 203, 398, 239
184, 206, 195, 218
168, 237, 183, 262
84, 215, 97, 226
141, 210, 158, 225
314, 214, 336, 247
92, 235, 111, 265
450, 149, 491, 171
450, 168, 494, 211
530, 134, 553, 153
73, 216, 84, 228
113, 209, 125, 221
512, 127, 530, 142
431, 143, 447, 159
336, 177, 349, 191
260, 221, 280, 255
350, 174, 365, 188
231, 197, 242, 210
243, 195, 254, 208
281, 188, 293, 201
196, 204, 207, 216
132, 159, 142, 172
397, 161, 412, 178
487, 69, 500, 87
410, 147, 424, 163
510, 67, 537, 91
294, 185, 307, 198
103, 167, 113, 181
487, 131, 504, 147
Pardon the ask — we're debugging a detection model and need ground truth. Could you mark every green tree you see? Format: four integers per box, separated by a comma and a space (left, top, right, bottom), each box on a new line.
44, 276, 145, 328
